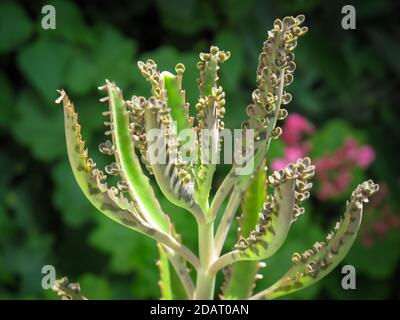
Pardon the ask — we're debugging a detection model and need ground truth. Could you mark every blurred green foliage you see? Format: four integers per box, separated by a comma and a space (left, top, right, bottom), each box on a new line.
0, 0, 399, 299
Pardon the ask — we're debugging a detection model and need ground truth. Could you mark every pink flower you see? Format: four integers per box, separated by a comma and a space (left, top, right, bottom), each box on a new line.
271, 159, 288, 171
343, 138, 375, 168
285, 146, 304, 162
270, 114, 376, 201
271, 114, 314, 171
355, 145, 375, 168
314, 138, 376, 199
281, 113, 315, 146
271, 147, 306, 171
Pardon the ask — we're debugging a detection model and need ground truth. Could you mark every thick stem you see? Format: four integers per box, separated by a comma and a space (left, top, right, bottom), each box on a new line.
214, 191, 241, 256
210, 173, 235, 220
194, 221, 215, 299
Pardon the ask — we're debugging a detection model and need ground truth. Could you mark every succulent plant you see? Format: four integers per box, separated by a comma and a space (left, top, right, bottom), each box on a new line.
55, 15, 378, 300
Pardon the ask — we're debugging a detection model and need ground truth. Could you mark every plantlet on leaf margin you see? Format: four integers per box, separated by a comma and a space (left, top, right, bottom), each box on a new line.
54, 14, 378, 300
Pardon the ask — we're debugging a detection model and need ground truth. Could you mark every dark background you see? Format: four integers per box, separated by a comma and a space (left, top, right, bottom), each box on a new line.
0, 0, 399, 299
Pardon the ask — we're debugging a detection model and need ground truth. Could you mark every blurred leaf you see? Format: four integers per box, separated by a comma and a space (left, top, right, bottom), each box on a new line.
41, 0, 94, 46
78, 274, 113, 299
157, 0, 196, 19
345, 231, 400, 279
93, 25, 137, 89
0, 180, 52, 297
369, 28, 400, 76
0, 72, 16, 129
156, 189, 198, 251
279, 0, 321, 12
322, 270, 391, 299
89, 216, 157, 272
0, 206, 13, 238
89, 216, 160, 298
267, 139, 285, 165
2, 231, 52, 295
310, 119, 352, 158
12, 90, 64, 161
52, 161, 98, 227
65, 55, 98, 96
0, 2, 33, 53
222, 90, 248, 130
72, 97, 105, 135
223, 0, 254, 22
156, 0, 217, 35
214, 31, 244, 93
131, 263, 162, 299
17, 38, 74, 101
6, 183, 37, 231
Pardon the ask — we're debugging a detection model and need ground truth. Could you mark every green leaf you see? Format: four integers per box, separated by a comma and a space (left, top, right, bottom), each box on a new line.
222, 0, 254, 22
58, 90, 154, 233
254, 207, 324, 300
222, 164, 266, 299
0, 2, 33, 53
156, 0, 217, 35
12, 90, 65, 161
156, 245, 187, 299
78, 274, 113, 299
94, 26, 137, 89
5, 235, 53, 295
218, 159, 314, 267
214, 31, 244, 92
101, 81, 171, 233
322, 271, 391, 299
39, 0, 94, 46
58, 90, 200, 271
0, 72, 16, 129
17, 38, 74, 101
162, 70, 193, 133
52, 161, 98, 227
135, 67, 202, 218
251, 181, 378, 300
240, 162, 267, 237
89, 216, 160, 299
222, 261, 260, 300
195, 46, 230, 209
139, 46, 198, 106
65, 55, 97, 96
310, 119, 353, 158
345, 230, 400, 279
157, 245, 173, 300
89, 215, 156, 273
369, 29, 400, 76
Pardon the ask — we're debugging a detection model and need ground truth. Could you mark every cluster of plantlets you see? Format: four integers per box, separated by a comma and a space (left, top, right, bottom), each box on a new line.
55, 15, 378, 300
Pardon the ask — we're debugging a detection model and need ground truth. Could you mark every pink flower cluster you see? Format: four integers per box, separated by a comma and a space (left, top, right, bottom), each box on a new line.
314, 137, 375, 199
271, 113, 399, 248
360, 183, 400, 247
272, 113, 314, 171
271, 113, 375, 200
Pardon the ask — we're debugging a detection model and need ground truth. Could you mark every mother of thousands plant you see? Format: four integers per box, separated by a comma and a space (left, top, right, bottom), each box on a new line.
54, 15, 378, 300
